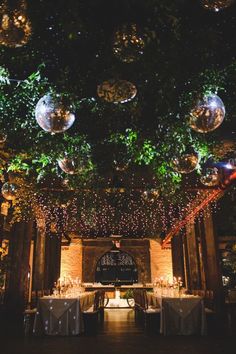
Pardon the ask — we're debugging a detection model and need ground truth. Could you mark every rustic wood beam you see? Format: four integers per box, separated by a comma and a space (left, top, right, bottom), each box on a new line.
185, 222, 201, 290
162, 170, 236, 248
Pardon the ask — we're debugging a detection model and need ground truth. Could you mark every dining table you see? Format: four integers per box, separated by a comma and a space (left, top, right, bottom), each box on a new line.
147, 292, 207, 335
33, 291, 95, 336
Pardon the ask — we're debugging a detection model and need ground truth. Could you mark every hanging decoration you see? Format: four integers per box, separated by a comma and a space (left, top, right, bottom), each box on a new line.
97, 79, 137, 103
35, 93, 76, 134
113, 151, 131, 172
0, 0, 32, 48
200, 167, 219, 186
201, 0, 235, 12
113, 23, 145, 63
1, 182, 18, 200
113, 158, 130, 171
142, 189, 160, 203
172, 152, 199, 174
0, 132, 7, 144
189, 93, 225, 133
58, 157, 83, 175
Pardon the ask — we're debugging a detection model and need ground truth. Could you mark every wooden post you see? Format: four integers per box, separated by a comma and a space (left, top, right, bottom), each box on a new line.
44, 231, 61, 291
185, 221, 201, 290
202, 207, 223, 306
32, 217, 62, 297
32, 218, 46, 296
171, 232, 185, 284
195, 217, 207, 290
4, 219, 34, 312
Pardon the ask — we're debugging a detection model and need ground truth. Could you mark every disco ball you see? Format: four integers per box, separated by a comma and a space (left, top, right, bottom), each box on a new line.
113, 160, 130, 172
189, 94, 225, 133
58, 157, 83, 175
35, 94, 75, 134
113, 155, 130, 171
97, 79, 137, 103
201, 0, 234, 11
200, 167, 219, 186
0, 132, 7, 143
142, 189, 159, 203
113, 23, 145, 63
0, 0, 32, 48
172, 153, 199, 174
1, 182, 18, 200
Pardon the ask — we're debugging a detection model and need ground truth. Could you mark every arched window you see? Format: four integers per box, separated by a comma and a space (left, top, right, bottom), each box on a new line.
95, 250, 138, 285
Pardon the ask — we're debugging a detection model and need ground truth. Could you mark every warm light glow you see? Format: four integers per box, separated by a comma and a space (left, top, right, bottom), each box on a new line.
0, 0, 32, 48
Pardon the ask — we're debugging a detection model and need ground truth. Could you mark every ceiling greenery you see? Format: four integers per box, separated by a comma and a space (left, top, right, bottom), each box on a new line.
0, 0, 236, 235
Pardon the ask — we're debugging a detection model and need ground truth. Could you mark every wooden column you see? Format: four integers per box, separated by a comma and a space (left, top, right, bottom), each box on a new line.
195, 217, 207, 290
4, 219, 34, 312
32, 218, 46, 294
185, 221, 201, 290
171, 232, 185, 284
182, 232, 191, 290
202, 207, 222, 293
32, 218, 62, 296
44, 232, 61, 290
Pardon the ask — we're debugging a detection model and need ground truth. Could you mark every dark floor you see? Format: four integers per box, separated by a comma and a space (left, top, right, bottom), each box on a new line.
1, 309, 236, 354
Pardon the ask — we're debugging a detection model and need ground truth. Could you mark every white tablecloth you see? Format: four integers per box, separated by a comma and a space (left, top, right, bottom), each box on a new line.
33, 292, 95, 336
147, 293, 207, 335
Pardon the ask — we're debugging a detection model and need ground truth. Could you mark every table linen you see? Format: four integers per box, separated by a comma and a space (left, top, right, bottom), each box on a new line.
33, 292, 95, 336
147, 293, 207, 335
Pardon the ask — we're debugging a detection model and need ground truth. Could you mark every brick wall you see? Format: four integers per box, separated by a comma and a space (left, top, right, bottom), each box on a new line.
149, 239, 173, 281
60, 239, 82, 279
60, 238, 173, 282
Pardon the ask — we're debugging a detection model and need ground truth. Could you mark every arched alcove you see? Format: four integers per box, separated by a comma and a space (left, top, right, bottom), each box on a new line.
95, 250, 138, 285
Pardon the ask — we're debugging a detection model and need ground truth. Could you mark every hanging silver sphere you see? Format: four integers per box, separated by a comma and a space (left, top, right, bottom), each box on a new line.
201, 0, 234, 12
142, 189, 159, 203
35, 94, 75, 134
172, 153, 199, 174
200, 167, 219, 186
58, 157, 83, 175
0, 0, 32, 48
189, 94, 225, 133
97, 79, 137, 103
1, 182, 18, 200
113, 23, 145, 63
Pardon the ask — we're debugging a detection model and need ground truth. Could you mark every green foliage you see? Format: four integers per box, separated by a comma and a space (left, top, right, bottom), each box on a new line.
122, 289, 134, 299
0, 66, 10, 85
0, 0, 235, 221
8, 155, 31, 174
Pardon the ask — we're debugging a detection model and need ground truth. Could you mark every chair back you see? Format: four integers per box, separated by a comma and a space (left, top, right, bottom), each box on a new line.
204, 290, 215, 311
228, 289, 236, 303
191, 289, 206, 297
133, 289, 147, 310
93, 291, 100, 311
98, 290, 105, 308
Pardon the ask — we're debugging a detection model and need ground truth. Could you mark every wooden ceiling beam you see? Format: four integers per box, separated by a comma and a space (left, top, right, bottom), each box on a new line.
161, 171, 236, 249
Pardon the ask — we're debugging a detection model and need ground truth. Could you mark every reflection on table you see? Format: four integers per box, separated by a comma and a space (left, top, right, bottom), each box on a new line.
33, 292, 95, 336
147, 293, 207, 335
